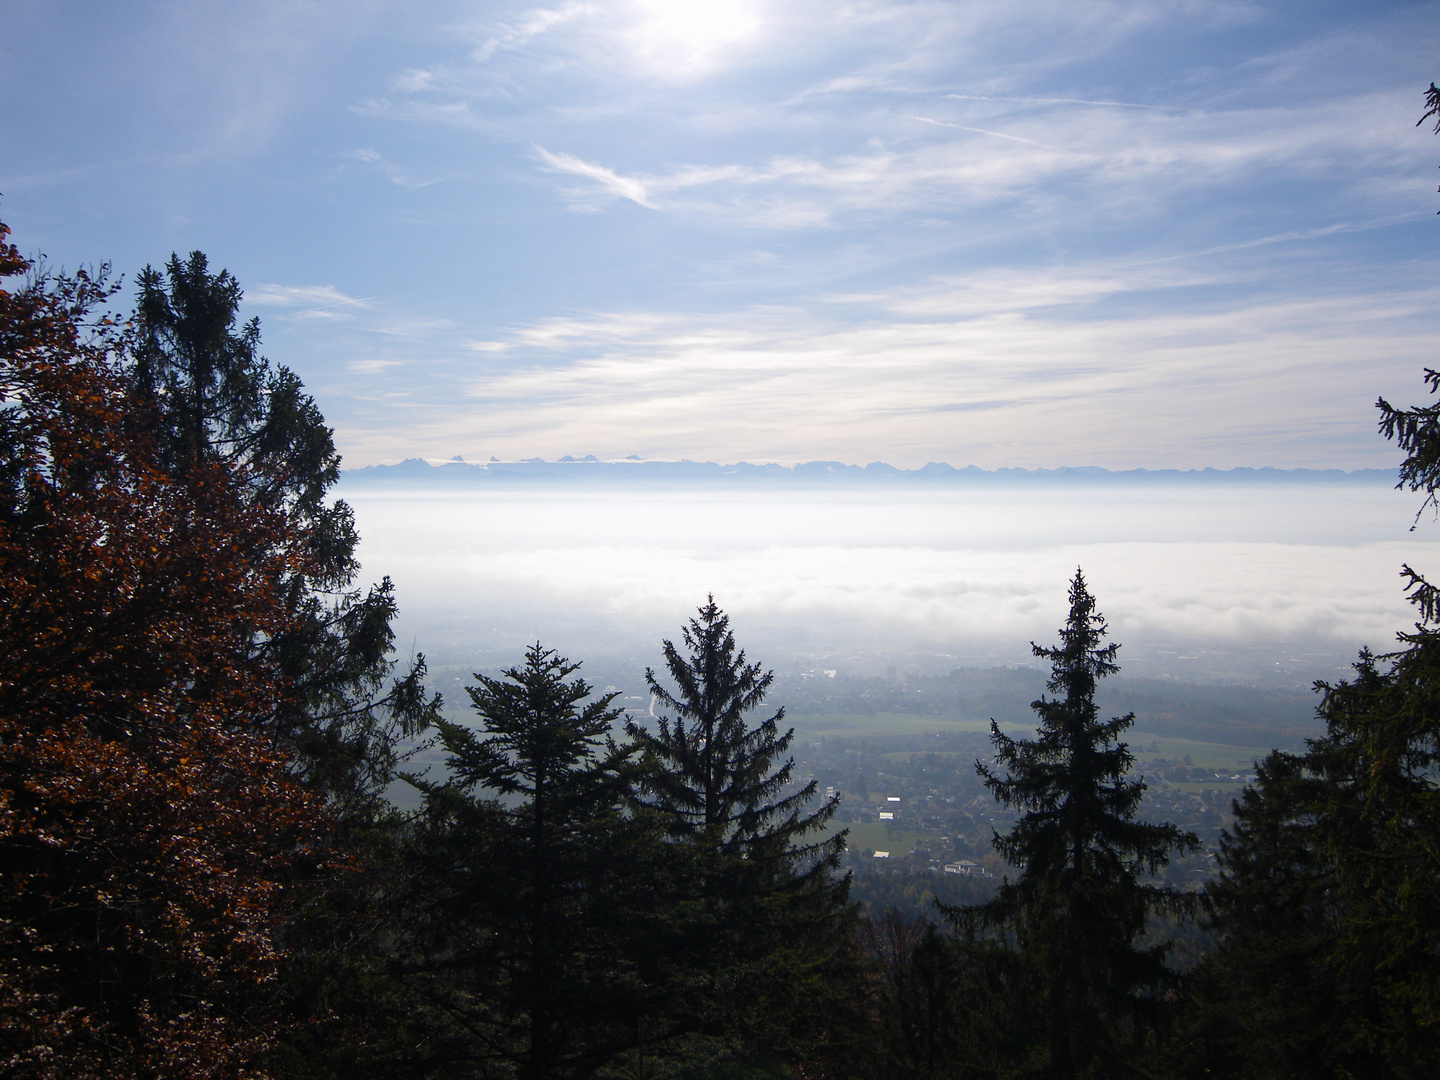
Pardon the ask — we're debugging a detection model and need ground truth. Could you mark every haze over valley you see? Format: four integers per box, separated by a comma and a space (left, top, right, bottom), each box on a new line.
344, 461, 1432, 695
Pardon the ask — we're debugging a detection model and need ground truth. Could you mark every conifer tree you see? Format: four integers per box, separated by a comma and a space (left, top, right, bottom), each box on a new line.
1188, 354, 1440, 1077
867, 913, 969, 1080
1182, 84, 1440, 1079
400, 645, 671, 1080
954, 570, 1198, 1079
628, 597, 846, 897
1182, 742, 1359, 1078
1187, 646, 1440, 1077
625, 597, 857, 1070
129, 252, 439, 817
127, 254, 441, 1078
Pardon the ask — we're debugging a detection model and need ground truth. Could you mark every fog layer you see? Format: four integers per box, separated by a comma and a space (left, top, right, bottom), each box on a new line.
342, 480, 1437, 683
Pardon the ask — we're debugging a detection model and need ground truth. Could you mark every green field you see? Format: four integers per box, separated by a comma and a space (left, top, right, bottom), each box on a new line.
1126, 732, 1272, 770
789, 712, 1273, 770
833, 821, 941, 856
881, 749, 970, 762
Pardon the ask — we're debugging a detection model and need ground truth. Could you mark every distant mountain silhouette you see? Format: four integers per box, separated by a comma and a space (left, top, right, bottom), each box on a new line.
338, 458, 1398, 489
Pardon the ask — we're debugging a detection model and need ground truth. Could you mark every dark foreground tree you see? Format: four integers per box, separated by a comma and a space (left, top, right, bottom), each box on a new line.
126, 253, 447, 1080
1184, 360, 1440, 1078
629, 597, 840, 870
1175, 749, 1341, 1078
0, 219, 324, 1077
131, 252, 439, 818
864, 912, 968, 1080
949, 570, 1198, 1080
626, 597, 861, 1074
1183, 653, 1440, 1079
397, 645, 673, 1080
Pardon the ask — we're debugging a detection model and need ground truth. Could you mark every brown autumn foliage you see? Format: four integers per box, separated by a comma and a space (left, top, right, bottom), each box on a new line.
0, 219, 325, 1078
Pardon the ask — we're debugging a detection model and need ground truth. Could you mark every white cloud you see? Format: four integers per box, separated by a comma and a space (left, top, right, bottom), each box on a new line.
620, 0, 764, 81
389, 68, 438, 93
246, 283, 373, 319
349, 147, 446, 188
348, 358, 405, 374
474, 3, 595, 62
15, 0, 1437, 491
347, 0, 1431, 240
398, 264, 1437, 470
911, 116, 1087, 156
945, 93, 1182, 112
350, 97, 484, 129
365, 316, 461, 338
534, 146, 656, 206
520, 81, 1429, 229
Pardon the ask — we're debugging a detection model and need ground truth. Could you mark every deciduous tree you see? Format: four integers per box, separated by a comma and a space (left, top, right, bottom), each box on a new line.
0, 219, 324, 1078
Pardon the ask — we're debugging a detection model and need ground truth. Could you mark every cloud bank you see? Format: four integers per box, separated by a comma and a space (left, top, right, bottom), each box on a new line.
344, 481, 1439, 678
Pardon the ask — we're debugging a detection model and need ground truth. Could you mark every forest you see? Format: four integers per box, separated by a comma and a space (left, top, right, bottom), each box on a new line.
3, 87, 1440, 1080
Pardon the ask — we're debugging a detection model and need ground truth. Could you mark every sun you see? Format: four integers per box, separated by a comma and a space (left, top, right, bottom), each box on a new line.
626, 0, 763, 80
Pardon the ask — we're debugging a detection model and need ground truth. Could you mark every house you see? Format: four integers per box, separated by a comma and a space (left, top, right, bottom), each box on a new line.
943, 860, 993, 878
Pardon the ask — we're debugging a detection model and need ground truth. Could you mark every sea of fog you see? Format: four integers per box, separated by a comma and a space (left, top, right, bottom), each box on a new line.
339, 477, 1440, 686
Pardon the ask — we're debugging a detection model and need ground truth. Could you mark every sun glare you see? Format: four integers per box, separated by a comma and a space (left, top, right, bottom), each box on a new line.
627, 0, 763, 79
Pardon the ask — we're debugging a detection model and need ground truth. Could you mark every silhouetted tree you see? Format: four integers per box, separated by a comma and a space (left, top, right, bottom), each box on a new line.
630, 597, 839, 864
398, 645, 673, 1080
626, 597, 859, 1073
1175, 748, 1344, 1078
1421, 80, 1440, 211
1179, 354, 1440, 1078
1187, 645, 1440, 1077
131, 252, 439, 818
1189, 467, 1440, 1080
865, 913, 967, 1080
950, 570, 1198, 1079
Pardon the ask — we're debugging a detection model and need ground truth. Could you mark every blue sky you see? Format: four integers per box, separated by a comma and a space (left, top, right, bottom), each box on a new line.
3, 0, 1438, 469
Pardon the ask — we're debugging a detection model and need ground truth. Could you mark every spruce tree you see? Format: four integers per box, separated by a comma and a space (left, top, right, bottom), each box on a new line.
1181, 745, 1353, 1078
625, 597, 857, 1070
1185, 138, 1440, 1071
127, 254, 442, 1079
954, 570, 1198, 1079
130, 252, 439, 816
1187, 644, 1440, 1077
1181, 88, 1440, 1079
629, 598, 839, 869
401, 645, 670, 1080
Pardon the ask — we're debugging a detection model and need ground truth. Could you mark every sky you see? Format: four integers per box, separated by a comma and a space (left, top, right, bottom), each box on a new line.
3, 0, 1439, 470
